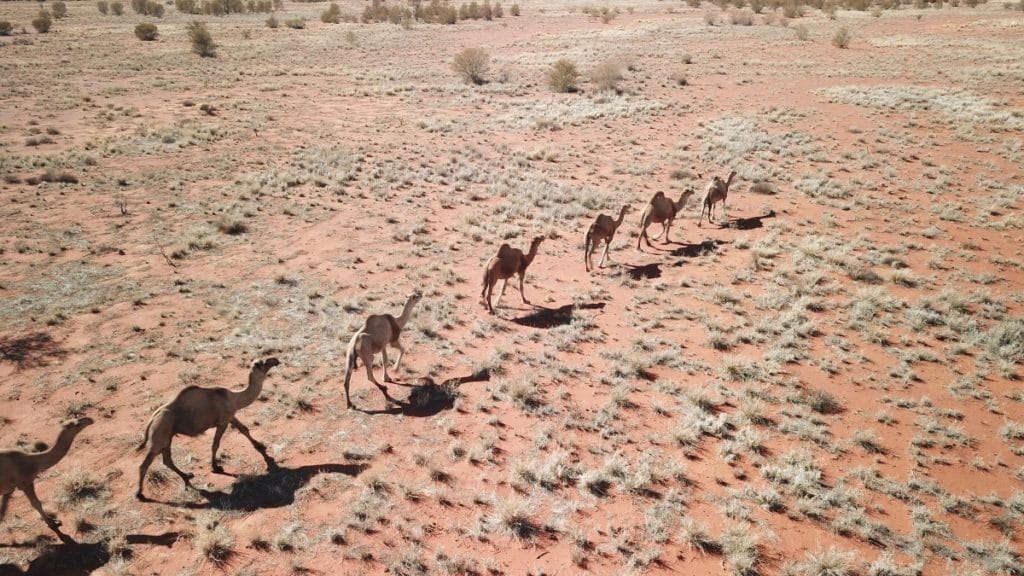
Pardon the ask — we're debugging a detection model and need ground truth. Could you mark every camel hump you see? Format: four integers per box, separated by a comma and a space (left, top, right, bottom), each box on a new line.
497, 244, 515, 258
649, 191, 665, 203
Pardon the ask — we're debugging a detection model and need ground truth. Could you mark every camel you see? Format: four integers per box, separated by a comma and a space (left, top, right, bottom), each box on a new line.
637, 188, 696, 250
136, 357, 280, 500
698, 170, 737, 227
342, 292, 422, 409
480, 236, 545, 314
1, 417, 94, 543
585, 204, 632, 271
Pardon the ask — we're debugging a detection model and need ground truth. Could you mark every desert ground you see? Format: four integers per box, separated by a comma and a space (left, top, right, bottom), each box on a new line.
0, 0, 1022, 574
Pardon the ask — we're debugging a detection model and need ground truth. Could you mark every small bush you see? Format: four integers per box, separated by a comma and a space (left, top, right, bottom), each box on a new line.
321, 2, 341, 22
590, 59, 623, 92
510, 2, 519, 15
131, 0, 146, 13
547, 59, 579, 93
284, 18, 305, 28
793, 23, 808, 40
266, 14, 278, 27
703, 11, 716, 25
0, 21, 12, 35
187, 20, 216, 57
135, 22, 158, 40
452, 47, 489, 85
111, 1, 124, 14
51, 1, 68, 19
729, 9, 753, 24
832, 26, 851, 48
97, 0, 108, 14
145, 1, 165, 16
32, 10, 52, 33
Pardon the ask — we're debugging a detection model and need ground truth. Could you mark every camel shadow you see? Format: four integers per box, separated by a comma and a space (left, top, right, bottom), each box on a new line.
670, 239, 726, 258
195, 463, 367, 511
0, 332, 67, 370
625, 263, 661, 280
726, 210, 776, 230
359, 370, 492, 417
0, 533, 179, 576
511, 302, 605, 329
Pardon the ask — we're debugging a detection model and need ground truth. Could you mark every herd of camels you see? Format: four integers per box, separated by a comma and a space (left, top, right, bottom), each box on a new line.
0, 170, 737, 543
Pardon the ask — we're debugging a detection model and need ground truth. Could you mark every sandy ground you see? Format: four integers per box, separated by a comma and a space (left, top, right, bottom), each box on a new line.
0, 1, 1023, 574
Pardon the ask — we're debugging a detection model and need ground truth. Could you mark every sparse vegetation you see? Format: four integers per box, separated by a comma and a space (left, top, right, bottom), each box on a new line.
134, 22, 159, 40
832, 26, 851, 49
547, 59, 579, 93
32, 10, 52, 33
452, 46, 488, 85
187, 20, 216, 57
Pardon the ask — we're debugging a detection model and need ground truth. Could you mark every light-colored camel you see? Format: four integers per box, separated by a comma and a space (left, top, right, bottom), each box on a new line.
481, 236, 545, 314
1, 417, 94, 543
637, 188, 696, 250
343, 292, 422, 409
136, 357, 280, 500
585, 205, 632, 271
698, 170, 737, 227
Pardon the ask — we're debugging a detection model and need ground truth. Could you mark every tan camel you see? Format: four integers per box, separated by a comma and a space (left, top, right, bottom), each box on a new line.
342, 292, 422, 409
481, 236, 545, 314
1, 417, 94, 543
637, 188, 696, 250
136, 357, 280, 500
585, 204, 632, 271
698, 170, 737, 227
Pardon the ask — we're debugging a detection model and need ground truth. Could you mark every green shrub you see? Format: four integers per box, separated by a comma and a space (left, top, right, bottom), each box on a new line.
832, 26, 851, 48
547, 58, 579, 93
111, 1, 124, 14
97, 0, 108, 14
51, 1, 68, 18
0, 21, 12, 35
187, 20, 216, 56
32, 10, 52, 32
452, 47, 488, 85
321, 2, 341, 22
134, 22, 158, 40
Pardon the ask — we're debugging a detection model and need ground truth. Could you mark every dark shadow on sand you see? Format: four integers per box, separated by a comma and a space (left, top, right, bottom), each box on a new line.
358, 370, 492, 417
0, 332, 67, 370
195, 463, 367, 511
729, 210, 776, 230
625, 263, 661, 280
511, 301, 605, 329
670, 239, 727, 258
0, 532, 179, 576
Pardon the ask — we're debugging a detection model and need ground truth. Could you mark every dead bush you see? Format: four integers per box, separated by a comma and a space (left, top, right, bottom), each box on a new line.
32, 10, 52, 33
96, 0, 108, 13
547, 59, 579, 93
0, 21, 12, 35
590, 59, 623, 92
187, 20, 216, 57
452, 47, 489, 85
321, 2, 342, 22
832, 26, 851, 48
134, 22, 158, 40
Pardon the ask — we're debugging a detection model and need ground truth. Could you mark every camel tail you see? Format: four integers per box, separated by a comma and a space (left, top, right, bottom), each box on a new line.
136, 417, 154, 452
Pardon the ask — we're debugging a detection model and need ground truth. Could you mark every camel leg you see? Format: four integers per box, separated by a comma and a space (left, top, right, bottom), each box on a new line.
650, 225, 664, 240
210, 424, 229, 473
392, 340, 405, 372
361, 349, 394, 402
22, 483, 71, 543
381, 347, 395, 384
663, 220, 672, 243
1, 492, 10, 521
161, 448, 194, 485
231, 418, 276, 470
494, 279, 508, 310
599, 242, 610, 268
519, 273, 531, 305
137, 451, 158, 500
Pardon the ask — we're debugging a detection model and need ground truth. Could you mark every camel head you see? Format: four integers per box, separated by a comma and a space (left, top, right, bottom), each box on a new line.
254, 357, 281, 372
407, 291, 423, 305
62, 417, 95, 432
531, 236, 546, 248
620, 204, 633, 215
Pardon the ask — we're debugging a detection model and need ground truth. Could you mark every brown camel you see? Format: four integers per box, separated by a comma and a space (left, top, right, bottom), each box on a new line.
1, 417, 94, 543
481, 236, 545, 314
585, 204, 632, 271
343, 291, 422, 409
136, 357, 280, 500
637, 188, 696, 250
698, 170, 737, 227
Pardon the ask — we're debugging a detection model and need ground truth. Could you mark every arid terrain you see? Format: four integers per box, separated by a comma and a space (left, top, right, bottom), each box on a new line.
0, 0, 1022, 574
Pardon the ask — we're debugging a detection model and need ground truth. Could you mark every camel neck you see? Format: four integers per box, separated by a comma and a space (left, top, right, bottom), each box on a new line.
395, 298, 418, 329
35, 427, 83, 471
615, 208, 628, 226
232, 368, 266, 408
524, 241, 541, 264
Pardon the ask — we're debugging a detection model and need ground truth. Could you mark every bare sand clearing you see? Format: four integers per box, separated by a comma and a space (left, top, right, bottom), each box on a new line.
1, 0, 1023, 574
